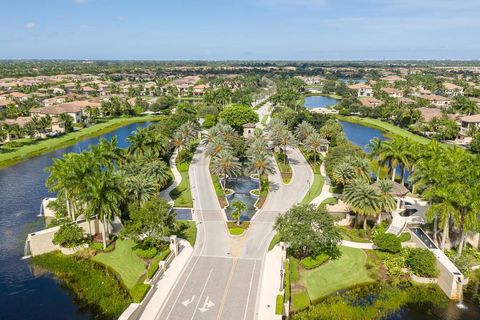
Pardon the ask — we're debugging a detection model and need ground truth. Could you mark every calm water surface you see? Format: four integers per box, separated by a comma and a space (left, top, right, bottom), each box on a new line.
0, 122, 150, 320
304, 95, 338, 109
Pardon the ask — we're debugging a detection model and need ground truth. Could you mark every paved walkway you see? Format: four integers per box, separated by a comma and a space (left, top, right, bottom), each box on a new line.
309, 159, 334, 206
159, 149, 181, 206
340, 240, 375, 250
257, 245, 284, 320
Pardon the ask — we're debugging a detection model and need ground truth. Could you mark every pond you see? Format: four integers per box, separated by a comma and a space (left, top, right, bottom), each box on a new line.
304, 95, 339, 109
339, 120, 386, 151
0, 122, 150, 320
224, 177, 259, 221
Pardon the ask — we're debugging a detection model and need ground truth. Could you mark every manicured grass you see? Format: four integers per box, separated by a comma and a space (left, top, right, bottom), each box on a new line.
303, 246, 374, 301
268, 233, 282, 251
274, 152, 292, 184
32, 251, 132, 319
276, 294, 284, 315
211, 174, 228, 207
226, 221, 250, 235
92, 239, 146, 289
337, 116, 431, 145
292, 291, 311, 311
399, 232, 411, 242
173, 220, 197, 247
229, 227, 245, 235
320, 197, 338, 206
170, 160, 193, 207
0, 115, 162, 169
301, 173, 324, 205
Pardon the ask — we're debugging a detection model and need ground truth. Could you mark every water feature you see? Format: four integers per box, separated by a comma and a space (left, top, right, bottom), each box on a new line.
340, 78, 367, 84
0, 121, 150, 320
339, 120, 386, 151
304, 95, 339, 109
224, 177, 259, 221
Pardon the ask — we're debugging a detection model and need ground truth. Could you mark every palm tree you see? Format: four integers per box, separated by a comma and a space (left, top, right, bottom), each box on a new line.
206, 136, 231, 157
376, 179, 397, 224
123, 174, 157, 205
249, 152, 275, 177
331, 162, 356, 187
367, 137, 384, 181
246, 136, 269, 157
210, 150, 241, 189
379, 138, 410, 182
231, 200, 247, 226
304, 132, 324, 168
278, 129, 296, 166
425, 200, 455, 250
85, 170, 124, 248
342, 179, 382, 230
295, 121, 315, 142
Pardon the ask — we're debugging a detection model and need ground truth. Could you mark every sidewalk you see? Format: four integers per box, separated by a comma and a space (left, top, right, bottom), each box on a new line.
133, 239, 193, 320
257, 245, 283, 320
159, 149, 181, 205
310, 161, 335, 206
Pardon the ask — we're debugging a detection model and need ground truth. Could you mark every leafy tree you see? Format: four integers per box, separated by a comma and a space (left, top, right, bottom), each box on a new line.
406, 248, 438, 277
218, 104, 259, 131
53, 223, 86, 248
372, 232, 401, 253
122, 198, 175, 249
274, 205, 341, 259
210, 150, 241, 189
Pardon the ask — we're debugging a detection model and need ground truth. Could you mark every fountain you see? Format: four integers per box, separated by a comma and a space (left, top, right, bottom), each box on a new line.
224, 176, 259, 221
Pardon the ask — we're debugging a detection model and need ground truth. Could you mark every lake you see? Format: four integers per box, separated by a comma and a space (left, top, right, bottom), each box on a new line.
0, 122, 150, 320
304, 95, 339, 109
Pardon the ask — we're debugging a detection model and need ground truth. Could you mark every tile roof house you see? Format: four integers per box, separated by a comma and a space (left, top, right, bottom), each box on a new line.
421, 94, 451, 107
443, 83, 464, 97
348, 83, 373, 97
360, 97, 383, 108
30, 101, 100, 123
397, 97, 415, 105
381, 87, 404, 98
380, 75, 405, 83
460, 114, 480, 136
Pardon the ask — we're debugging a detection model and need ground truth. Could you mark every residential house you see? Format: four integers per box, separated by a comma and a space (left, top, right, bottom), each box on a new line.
193, 84, 209, 96
443, 83, 464, 97
380, 75, 405, 83
459, 114, 480, 136
348, 83, 373, 97
7, 92, 29, 101
30, 100, 100, 124
421, 94, 451, 108
381, 87, 404, 98
360, 97, 383, 108
397, 97, 415, 105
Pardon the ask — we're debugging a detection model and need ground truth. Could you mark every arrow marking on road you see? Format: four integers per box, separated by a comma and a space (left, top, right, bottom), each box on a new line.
198, 296, 215, 313
182, 295, 195, 307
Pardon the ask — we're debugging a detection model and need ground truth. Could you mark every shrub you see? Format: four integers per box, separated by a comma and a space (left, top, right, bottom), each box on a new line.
399, 232, 411, 242
276, 294, 284, 315
300, 253, 330, 270
130, 283, 151, 303
373, 233, 401, 253
134, 246, 157, 259
90, 242, 103, 251
52, 223, 86, 248
285, 260, 291, 302
177, 148, 193, 164
147, 248, 171, 279
407, 248, 438, 277
203, 114, 216, 128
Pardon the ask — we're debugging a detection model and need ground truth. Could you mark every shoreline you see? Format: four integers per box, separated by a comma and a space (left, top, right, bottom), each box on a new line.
336, 115, 433, 145
0, 115, 162, 169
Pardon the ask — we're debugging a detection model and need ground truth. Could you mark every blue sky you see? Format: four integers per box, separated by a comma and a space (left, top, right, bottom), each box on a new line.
1, 0, 480, 60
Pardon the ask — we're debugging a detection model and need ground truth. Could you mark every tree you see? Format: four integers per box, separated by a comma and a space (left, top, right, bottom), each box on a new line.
277, 128, 296, 166
85, 170, 124, 248
210, 150, 241, 189
376, 179, 397, 223
379, 138, 410, 182
123, 174, 158, 206
53, 223, 86, 248
231, 200, 247, 226
249, 151, 275, 178
372, 232, 401, 253
304, 132, 325, 167
367, 137, 385, 181
295, 121, 315, 142
122, 198, 175, 249
59, 113, 74, 133
274, 205, 341, 259
217, 104, 259, 132
331, 161, 356, 187
450, 96, 477, 115
342, 179, 382, 230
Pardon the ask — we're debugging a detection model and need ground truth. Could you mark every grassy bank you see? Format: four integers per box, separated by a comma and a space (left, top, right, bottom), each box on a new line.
336, 116, 431, 145
170, 160, 193, 207
0, 115, 162, 169
32, 251, 132, 319
299, 149, 324, 205
173, 220, 197, 247
274, 153, 292, 184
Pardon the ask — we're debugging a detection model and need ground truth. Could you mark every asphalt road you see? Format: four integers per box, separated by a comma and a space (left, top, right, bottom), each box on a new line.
152, 143, 312, 320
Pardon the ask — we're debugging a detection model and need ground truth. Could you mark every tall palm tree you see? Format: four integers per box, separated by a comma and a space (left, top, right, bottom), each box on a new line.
210, 150, 241, 189
278, 129, 296, 166
295, 121, 315, 142
379, 138, 410, 182
249, 152, 275, 177
231, 200, 247, 226
123, 174, 158, 205
376, 179, 397, 224
206, 136, 231, 157
331, 161, 356, 187
85, 170, 124, 248
304, 132, 324, 168
342, 179, 382, 230
367, 137, 384, 181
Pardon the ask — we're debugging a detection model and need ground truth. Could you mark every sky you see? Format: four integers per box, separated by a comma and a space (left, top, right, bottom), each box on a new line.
1, 0, 480, 60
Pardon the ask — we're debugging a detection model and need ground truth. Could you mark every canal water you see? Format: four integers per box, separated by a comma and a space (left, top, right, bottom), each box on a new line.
0, 122, 150, 320
304, 95, 338, 109
339, 120, 480, 320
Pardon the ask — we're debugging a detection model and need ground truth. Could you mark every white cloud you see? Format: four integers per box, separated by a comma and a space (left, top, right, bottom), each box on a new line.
73, 0, 89, 4
257, 0, 326, 8
25, 22, 35, 29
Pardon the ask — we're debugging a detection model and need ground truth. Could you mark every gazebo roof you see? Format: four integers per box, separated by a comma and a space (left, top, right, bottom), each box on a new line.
372, 181, 409, 197
243, 123, 256, 128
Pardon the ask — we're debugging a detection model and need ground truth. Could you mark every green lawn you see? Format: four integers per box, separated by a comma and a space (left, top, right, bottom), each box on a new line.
301, 173, 324, 205
170, 161, 193, 207
92, 239, 146, 289
173, 221, 197, 247
303, 246, 374, 301
337, 116, 431, 145
274, 153, 292, 184
0, 115, 162, 169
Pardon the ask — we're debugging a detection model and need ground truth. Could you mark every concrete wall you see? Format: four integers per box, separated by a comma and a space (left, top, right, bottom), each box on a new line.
410, 229, 465, 300
466, 231, 480, 249
26, 219, 103, 257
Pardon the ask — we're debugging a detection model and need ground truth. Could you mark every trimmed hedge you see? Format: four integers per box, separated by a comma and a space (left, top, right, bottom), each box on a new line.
147, 248, 171, 279
130, 283, 151, 303
276, 294, 284, 315
300, 253, 330, 270
407, 248, 438, 278
373, 233, 401, 253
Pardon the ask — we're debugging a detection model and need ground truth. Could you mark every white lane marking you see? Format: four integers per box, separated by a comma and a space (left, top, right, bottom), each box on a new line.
198, 296, 215, 313
159, 150, 209, 320
190, 269, 214, 320
182, 295, 196, 307
243, 260, 257, 320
